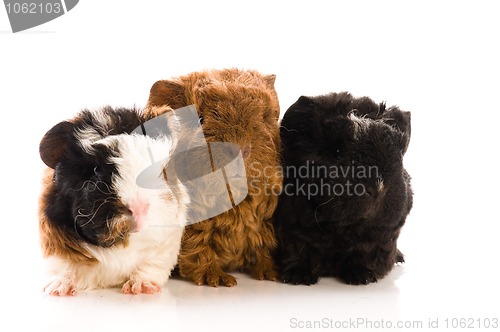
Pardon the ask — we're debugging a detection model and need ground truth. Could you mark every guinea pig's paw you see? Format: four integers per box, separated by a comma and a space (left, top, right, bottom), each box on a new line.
280, 268, 319, 285
192, 268, 237, 287
43, 277, 76, 296
396, 249, 405, 264
121, 278, 162, 295
251, 264, 278, 281
339, 267, 378, 285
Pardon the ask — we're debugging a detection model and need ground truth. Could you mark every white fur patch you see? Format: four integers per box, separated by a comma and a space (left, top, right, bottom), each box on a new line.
377, 177, 385, 193
75, 127, 102, 153
109, 134, 190, 229
90, 109, 114, 130
74, 109, 115, 153
75, 110, 112, 153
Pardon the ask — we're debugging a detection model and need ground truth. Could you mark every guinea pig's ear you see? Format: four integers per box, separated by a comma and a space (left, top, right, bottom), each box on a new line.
147, 79, 187, 110
382, 108, 412, 154
263, 74, 276, 88
39, 121, 74, 169
295, 95, 317, 108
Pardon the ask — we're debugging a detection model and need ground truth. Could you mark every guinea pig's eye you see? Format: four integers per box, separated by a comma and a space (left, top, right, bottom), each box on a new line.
198, 116, 204, 125
332, 147, 342, 159
93, 166, 104, 179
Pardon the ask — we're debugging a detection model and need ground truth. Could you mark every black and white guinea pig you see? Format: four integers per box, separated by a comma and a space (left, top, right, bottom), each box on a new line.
273, 92, 413, 285
38, 106, 189, 295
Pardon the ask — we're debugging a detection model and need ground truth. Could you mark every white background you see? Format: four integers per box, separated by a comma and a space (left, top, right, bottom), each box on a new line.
1, 1, 499, 331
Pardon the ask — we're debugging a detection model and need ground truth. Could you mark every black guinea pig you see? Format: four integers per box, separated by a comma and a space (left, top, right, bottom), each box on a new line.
273, 92, 413, 285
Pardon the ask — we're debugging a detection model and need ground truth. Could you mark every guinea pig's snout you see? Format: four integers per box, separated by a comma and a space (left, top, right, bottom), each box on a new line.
126, 200, 149, 232
364, 177, 385, 196
362, 178, 386, 217
209, 143, 251, 162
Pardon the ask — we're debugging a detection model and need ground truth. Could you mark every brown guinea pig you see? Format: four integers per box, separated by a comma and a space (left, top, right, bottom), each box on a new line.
145, 68, 282, 286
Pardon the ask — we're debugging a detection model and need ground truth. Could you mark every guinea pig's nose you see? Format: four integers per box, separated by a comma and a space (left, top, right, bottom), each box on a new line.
127, 200, 149, 232
241, 145, 251, 159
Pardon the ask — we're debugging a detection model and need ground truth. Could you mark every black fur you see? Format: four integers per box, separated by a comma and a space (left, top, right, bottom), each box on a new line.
39, 107, 143, 247
273, 92, 413, 285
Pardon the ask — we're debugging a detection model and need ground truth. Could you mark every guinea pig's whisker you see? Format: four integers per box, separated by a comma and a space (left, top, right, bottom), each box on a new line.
74, 199, 114, 229
102, 212, 130, 245
314, 196, 335, 225
105, 212, 119, 235
92, 181, 113, 195
105, 213, 114, 230
280, 125, 299, 133
70, 180, 113, 195
70, 180, 93, 193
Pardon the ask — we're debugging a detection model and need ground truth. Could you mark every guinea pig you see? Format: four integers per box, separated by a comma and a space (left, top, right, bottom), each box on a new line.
273, 92, 413, 285
144, 68, 282, 287
38, 106, 189, 295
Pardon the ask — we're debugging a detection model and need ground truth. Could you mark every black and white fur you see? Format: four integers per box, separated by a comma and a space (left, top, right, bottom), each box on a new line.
39, 106, 189, 295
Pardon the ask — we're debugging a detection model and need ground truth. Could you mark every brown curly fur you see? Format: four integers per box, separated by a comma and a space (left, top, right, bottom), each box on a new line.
145, 68, 282, 286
